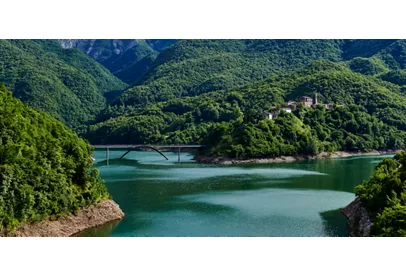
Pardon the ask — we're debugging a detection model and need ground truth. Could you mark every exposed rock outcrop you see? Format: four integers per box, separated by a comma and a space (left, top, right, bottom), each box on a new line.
1, 199, 124, 237
342, 197, 373, 237
195, 150, 400, 165
57, 39, 141, 61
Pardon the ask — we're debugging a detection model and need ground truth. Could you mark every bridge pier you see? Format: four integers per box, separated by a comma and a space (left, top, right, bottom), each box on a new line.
106, 148, 109, 166
178, 147, 181, 162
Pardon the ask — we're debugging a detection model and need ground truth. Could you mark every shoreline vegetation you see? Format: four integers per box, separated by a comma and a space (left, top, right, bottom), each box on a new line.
341, 198, 373, 237
3, 40, 406, 237
194, 150, 401, 164
0, 199, 124, 237
1, 84, 125, 237
342, 151, 406, 237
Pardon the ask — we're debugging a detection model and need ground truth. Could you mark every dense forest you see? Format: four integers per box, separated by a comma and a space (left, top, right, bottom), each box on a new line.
86, 58, 406, 158
4, 39, 406, 236
0, 84, 109, 232
3, 39, 406, 159
356, 152, 406, 236
56, 39, 178, 84
0, 40, 127, 128
112, 39, 396, 106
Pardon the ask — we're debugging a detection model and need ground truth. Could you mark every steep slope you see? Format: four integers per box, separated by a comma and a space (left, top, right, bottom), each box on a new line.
375, 40, 406, 70
57, 39, 178, 84
266, 61, 406, 129
0, 83, 118, 233
340, 39, 397, 60
200, 61, 406, 158
86, 59, 406, 158
113, 39, 397, 107
145, 39, 179, 51
4, 38, 404, 154
349, 152, 406, 236
0, 40, 127, 127
114, 39, 344, 106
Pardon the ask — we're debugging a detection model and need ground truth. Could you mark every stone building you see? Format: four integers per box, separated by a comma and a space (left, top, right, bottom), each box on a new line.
263, 93, 343, 120
287, 101, 297, 109
263, 107, 292, 120
299, 96, 313, 107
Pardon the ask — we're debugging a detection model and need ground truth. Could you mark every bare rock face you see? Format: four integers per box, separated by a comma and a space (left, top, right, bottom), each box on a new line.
342, 197, 373, 237
56, 39, 140, 62
2, 199, 125, 237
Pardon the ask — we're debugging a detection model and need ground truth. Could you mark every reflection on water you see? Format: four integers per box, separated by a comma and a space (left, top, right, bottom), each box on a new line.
77, 150, 387, 237
74, 220, 121, 237
319, 209, 349, 237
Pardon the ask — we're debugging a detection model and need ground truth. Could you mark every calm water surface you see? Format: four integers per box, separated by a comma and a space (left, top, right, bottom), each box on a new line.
78, 150, 393, 237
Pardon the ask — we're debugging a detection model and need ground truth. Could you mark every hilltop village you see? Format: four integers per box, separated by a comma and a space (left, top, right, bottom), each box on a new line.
264, 93, 344, 119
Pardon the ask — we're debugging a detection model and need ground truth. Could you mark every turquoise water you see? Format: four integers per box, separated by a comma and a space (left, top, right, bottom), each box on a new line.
78, 150, 392, 237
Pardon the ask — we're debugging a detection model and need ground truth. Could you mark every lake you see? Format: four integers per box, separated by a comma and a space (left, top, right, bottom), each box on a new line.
77, 150, 391, 237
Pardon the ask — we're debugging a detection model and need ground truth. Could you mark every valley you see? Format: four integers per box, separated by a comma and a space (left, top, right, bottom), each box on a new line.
2, 39, 406, 236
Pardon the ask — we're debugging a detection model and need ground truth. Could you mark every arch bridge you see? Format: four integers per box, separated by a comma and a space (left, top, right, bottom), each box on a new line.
92, 144, 204, 165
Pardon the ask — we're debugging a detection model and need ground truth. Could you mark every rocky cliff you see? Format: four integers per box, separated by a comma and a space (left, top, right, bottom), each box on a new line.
342, 197, 373, 237
56, 39, 178, 83
57, 39, 143, 62
1, 200, 125, 237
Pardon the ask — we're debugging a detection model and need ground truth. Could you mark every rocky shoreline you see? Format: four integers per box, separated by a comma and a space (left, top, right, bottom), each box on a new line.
1, 199, 124, 237
194, 150, 400, 164
341, 197, 373, 237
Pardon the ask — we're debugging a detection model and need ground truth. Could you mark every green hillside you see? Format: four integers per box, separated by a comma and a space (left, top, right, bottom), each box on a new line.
356, 152, 406, 236
0, 84, 109, 232
3, 39, 406, 160
113, 39, 396, 107
0, 40, 127, 127
4, 39, 406, 236
88, 39, 156, 80
56, 39, 179, 84
86, 59, 406, 158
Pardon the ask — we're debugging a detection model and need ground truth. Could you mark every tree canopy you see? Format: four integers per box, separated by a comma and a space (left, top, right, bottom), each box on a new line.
356, 152, 406, 236
0, 84, 109, 232
85, 59, 406, 159
0, 40, 127, 128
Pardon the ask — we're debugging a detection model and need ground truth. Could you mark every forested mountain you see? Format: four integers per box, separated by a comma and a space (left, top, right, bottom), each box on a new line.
5, 38, 406, 237
4, 39, 406, 236
0, 84, 109, 232
57, 39, 178, 84
3, 39, 406, 159
113, 39, 396, 106
0, 40, 127, 127
86, 55, 406, 158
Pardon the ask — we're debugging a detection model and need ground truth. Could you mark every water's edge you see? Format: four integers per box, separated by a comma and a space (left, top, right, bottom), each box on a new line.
75, 151, 384, 237
195, 150, 400, 164
1, 199, 125, 237
341, 197, 373, 237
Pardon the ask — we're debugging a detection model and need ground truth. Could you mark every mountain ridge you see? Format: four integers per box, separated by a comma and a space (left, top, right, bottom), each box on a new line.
0, 39, 127, 127
56, 39, 179, 84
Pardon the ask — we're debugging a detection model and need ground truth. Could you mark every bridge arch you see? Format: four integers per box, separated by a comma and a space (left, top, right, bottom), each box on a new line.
119, 145, 169, 160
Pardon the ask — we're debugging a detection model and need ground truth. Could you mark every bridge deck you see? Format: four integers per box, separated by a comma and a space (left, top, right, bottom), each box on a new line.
92, 144, 204, 149
92, 144, 203, 165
